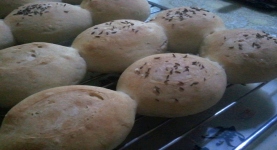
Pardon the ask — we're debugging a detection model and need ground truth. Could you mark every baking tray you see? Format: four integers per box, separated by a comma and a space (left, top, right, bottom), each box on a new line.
1, 1, 277, 150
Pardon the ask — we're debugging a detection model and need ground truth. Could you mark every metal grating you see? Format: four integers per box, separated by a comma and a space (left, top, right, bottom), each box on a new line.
1, 2, 277, 150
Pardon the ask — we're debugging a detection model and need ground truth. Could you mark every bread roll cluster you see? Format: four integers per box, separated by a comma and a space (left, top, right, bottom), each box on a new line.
0, 0, 150, 48
0, 0, 146, 19
145, 7, 277, 84
1, 4, 277, 150
70, 6, 277, 84
69, 6, 226, 73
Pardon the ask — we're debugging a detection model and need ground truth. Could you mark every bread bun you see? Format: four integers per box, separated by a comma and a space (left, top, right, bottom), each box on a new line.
72, 19, 168, 73
116, 53, 227, 117
0, 20, 15, 49
0, 0, 62, 19
80, 0, 150, 25
0, 0, 82, 18
148, 7, 226, 54
4, 2, 93, 45
0, 42, 86, 108
199, 29, 277, 84
0, 85, 136, 150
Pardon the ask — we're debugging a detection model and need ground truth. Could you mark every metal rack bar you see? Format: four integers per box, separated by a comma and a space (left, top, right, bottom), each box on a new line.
158, 82, 268, 150
234, 114, 277, 150
118, 119, 172, 150
148, 1, 169, 10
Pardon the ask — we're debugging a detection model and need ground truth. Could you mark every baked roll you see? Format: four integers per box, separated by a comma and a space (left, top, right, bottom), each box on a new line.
0, 0, 62, 19
0, 0, 85, 19
116, 53, 227, 117
4, 2, 93, 45
199, 29, 277, 84
72, 19, 168, 73
0, 85, 136, 150
0, 42, 87, 108
148, 6, 226, 54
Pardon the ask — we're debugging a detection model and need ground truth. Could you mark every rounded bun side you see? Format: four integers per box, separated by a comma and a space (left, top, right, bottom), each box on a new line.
80, 0, 150, 25
0, 20, 15, 49
116, 53, 227, 117
199, 29, 277, 84
148, 6, 226, 54
72, 19, 168, 73
0, 42, 87, 108
0, 85, 136, 150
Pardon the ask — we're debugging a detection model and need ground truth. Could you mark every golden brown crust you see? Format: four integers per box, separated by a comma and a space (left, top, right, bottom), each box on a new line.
72, 19, 168, 73
199, 29, 277, 84
80, 0, 150, 25
116, 53, 227, 117
0, 85, 137, 150
148, 6, 226, 54
0, 20, 15, 49
4, 2, 93, 45
0, 42, 87, 108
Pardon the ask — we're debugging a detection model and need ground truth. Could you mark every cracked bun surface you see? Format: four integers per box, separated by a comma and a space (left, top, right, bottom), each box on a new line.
4, 2, 93, 45
80, 0, 150, 25
0, 85, 137, 150
116, 53, 227, 118
72, 19, 168, 73
148, 6, 225, 54
0, 42, 87, 108
199, 29, 277, 84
